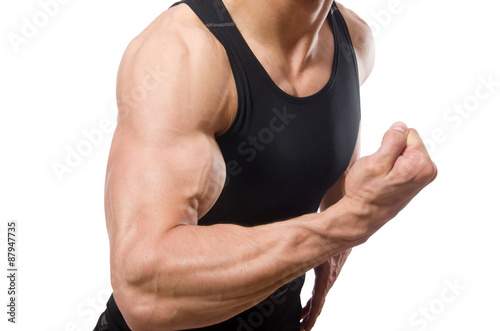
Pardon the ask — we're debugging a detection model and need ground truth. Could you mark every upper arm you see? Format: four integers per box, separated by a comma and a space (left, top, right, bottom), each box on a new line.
336, 3, 376, 85
105, 6, 235, 285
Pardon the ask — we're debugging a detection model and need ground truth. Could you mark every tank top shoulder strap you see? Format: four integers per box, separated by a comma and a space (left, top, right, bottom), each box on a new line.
171, 0, 233, 25
330, 1, 359, 81
170, 0, 251, 136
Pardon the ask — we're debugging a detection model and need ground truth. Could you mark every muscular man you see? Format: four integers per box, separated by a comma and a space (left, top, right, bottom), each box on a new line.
94, 0, 437, 330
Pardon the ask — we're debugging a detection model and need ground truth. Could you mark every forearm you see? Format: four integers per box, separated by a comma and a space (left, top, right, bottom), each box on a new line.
313, 248, 352, 287
115, 200, 361, 331
316, 173, 353, 281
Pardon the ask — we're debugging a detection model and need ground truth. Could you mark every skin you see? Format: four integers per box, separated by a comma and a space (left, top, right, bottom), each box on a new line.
105, 0, 437, 330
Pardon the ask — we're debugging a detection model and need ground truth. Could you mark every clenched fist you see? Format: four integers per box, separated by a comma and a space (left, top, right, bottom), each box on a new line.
342, 122, 437, 240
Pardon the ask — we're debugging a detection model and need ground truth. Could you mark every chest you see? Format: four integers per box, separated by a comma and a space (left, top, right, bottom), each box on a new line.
218, 87, 360, 203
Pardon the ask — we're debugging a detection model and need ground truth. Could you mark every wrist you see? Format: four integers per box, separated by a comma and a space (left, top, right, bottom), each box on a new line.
322, 197, 371, 246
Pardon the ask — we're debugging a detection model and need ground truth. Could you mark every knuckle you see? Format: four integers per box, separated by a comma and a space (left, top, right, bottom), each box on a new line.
364, 158, 386, 175
412, 145, 429, 160
418, 160, 437, 181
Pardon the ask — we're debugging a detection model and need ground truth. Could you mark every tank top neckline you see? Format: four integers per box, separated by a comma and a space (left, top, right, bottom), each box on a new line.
218, 2, 340, 104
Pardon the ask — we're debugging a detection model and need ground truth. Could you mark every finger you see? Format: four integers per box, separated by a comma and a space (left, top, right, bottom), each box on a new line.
431, 161, 438, 182
406, 129, 425, 147
405, 128, 430, 157
303, 310, 319, 331
375, 122, 409, 168
402, 129, 438, 183
403, 128, 437, 166
303, 298, 323, 331
300, 314, 310, 331
301, 300, 311, 320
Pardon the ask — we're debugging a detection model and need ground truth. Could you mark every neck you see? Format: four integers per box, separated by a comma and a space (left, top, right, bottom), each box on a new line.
223, 0, 333, 69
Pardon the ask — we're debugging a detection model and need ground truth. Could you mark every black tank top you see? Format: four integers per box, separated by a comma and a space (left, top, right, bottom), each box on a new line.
195, 0, 361, 226
101, 1, 360, 330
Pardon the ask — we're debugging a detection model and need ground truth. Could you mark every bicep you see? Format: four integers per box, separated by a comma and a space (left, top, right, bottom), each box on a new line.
105, 25, 231, 259
319, 131, 361, 211
105, 123, 225, 234
104, 112, 227, 321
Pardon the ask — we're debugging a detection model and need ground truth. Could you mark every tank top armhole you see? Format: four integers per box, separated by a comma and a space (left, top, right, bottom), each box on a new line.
213, 32, 249, 138
331, 4, 361, 88
169, 0, 248, 138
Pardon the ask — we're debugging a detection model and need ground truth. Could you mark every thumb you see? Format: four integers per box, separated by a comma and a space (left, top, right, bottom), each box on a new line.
375, 122, 409, 169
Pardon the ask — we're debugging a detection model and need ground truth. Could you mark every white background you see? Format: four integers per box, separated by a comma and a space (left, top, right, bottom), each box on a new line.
0, 0, 499, 330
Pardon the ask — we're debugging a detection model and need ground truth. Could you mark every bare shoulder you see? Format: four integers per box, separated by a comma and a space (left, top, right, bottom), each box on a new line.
336, 2, 375, 84
117, 4, 236, 135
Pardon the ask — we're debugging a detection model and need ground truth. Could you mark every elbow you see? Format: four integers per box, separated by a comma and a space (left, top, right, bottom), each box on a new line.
113, 286, 179, 331
111, 248, 179, 331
